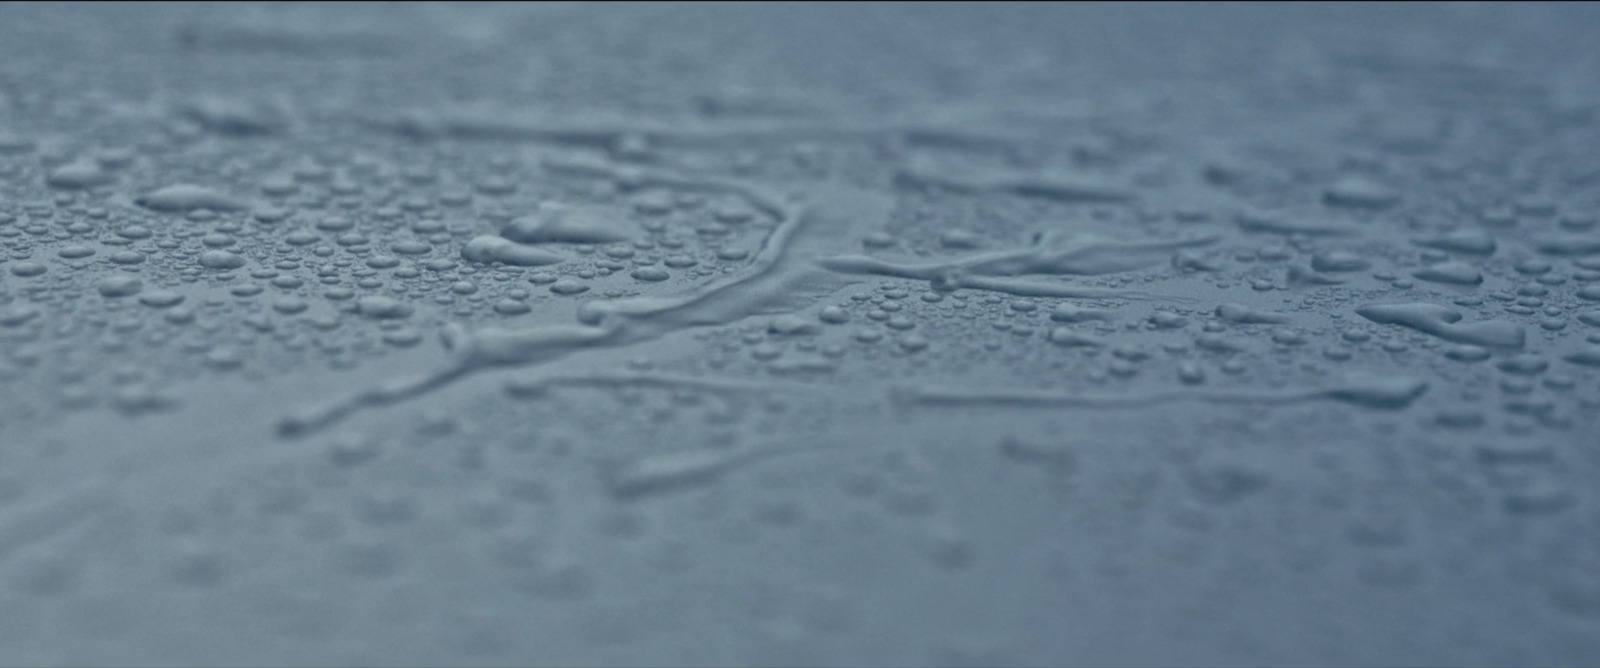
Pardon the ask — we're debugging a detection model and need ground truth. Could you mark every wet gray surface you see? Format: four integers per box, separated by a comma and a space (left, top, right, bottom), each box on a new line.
2, 2, 1600, 665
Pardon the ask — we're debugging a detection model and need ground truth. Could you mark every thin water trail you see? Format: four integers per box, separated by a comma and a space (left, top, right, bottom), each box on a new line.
894, 165, 1136, 203
0, 485, 117, 563
276, 324, 619, 437
1356, 303, 1525, 349
602, 440, 868, 501
502, 371, 804, 399
817, 234, 1216, 301
541, 156, 794, 220
820, 234, 1218, 280
375, 108, 1040, 153
896, 375, 1430, 411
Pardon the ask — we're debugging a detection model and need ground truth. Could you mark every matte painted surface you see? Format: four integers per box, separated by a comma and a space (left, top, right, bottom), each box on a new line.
0, 3, 1598, 666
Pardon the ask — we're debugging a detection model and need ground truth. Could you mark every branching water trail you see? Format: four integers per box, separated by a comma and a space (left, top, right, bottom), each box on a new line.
279, 185, 889, 437
279, 161, 1225, 437
276, 141, 1225, 439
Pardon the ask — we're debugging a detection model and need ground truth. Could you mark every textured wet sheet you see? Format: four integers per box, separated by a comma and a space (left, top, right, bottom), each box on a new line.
2, 2, 1600, 666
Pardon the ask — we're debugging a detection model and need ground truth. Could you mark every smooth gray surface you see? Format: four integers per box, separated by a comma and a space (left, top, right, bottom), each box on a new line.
2, 2, 1599, 666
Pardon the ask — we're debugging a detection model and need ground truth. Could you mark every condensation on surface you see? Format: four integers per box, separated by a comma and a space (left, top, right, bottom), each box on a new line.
1, 3, 1600, 666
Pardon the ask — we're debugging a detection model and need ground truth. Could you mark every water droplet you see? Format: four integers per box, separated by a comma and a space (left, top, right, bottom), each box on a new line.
355, 296, 412, 320
501, 202, 633, 244
95, 275, 142, 298
136, 184, 249, 212
197, 250, 246, 270
630, 266, 669, 282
